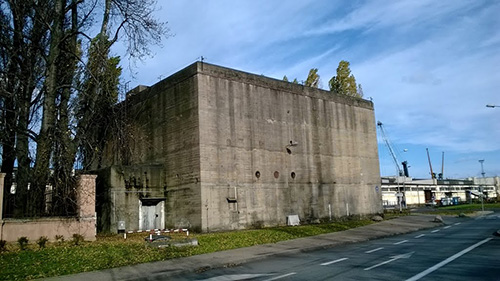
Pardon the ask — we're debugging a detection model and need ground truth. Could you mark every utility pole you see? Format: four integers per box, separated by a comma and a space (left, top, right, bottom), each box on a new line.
440, 151, 444, 180
478, 159, 485, 211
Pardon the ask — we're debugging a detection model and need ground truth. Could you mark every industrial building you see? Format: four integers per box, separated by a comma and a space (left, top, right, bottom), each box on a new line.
381, 176, 499, 208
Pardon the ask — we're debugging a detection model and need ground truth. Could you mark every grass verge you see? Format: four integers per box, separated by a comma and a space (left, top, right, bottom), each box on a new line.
0, 218, 373, 280
437, 202, 500, 211
429, 202, 500, 216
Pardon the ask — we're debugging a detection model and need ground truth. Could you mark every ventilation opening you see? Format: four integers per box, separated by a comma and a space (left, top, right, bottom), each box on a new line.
286, 148, 292, 154
274, 171, 280, 178
255, 171, 261, 179
291, 172, 296, 179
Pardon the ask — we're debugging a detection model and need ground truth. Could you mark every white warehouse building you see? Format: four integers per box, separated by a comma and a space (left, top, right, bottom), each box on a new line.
381, 176, 499, 208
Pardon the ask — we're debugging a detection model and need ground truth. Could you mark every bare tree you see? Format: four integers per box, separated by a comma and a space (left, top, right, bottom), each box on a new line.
0, 0, 50, 217
0, 0, 168, 217
76, 0, 167, 171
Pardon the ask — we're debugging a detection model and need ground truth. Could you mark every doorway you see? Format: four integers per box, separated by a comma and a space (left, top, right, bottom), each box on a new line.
139, 198, 165, 230
424, 190, 432, 203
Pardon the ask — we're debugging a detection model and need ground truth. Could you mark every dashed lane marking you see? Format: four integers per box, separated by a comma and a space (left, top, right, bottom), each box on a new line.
431, 229, 440, 233
453, 222, 461, 226
365, 247, 384, 253
405, 238, 493, 281
200, 274, 272, 281
364, 252, 414, 271
394, 240, 408, 245
321, 258, 348, 266
263, 272, 297, 281
415, 234, 425, 238
443, 226, 451, 229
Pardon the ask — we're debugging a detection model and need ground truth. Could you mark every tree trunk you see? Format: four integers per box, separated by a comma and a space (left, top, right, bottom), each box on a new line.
52, 0, 79, 216
32, 0, 66, 217
2, 0, 28, 217
1, 94, 16, 217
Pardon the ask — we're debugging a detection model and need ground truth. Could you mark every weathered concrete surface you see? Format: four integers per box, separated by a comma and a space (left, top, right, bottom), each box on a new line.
197, 63, 381, 232
98, 62, 382, 233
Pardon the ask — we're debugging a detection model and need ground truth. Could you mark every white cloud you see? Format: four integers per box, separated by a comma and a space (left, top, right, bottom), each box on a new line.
114, 0, 500, 177
303, 0, 480, 36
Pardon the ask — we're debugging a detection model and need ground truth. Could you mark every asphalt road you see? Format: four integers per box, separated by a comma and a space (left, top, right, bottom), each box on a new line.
175, 213, 500, 281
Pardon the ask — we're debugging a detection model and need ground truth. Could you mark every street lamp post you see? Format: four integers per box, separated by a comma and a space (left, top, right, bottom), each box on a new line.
479, 159, 485, 178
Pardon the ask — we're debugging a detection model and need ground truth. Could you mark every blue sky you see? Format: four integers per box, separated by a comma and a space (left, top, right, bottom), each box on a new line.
115, 0, 500, 179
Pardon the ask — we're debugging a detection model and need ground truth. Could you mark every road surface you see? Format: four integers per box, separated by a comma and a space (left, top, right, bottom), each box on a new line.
174, 213, 500, 281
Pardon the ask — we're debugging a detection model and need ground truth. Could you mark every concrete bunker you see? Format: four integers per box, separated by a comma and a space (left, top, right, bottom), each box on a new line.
94, 62, 382, 233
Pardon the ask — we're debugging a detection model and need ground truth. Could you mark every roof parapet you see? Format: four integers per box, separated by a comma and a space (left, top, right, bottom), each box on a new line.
126, 85, 149, 99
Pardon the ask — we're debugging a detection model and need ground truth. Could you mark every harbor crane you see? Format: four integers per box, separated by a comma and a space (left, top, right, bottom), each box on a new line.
377, 121, 409, 177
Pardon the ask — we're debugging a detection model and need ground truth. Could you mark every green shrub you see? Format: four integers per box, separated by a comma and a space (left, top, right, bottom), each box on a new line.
55, 234, 65, 244
37, 236, 49, 249
17, 236, 29, 250
72, 233, 84, 246
0, 239, 6, 252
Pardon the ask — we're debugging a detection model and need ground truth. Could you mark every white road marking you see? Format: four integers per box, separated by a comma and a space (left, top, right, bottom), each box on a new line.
405, 237, 493, 281
364, 252, 414, 271
431, 229, 440, 233
415, 234, 425, 238
200, 274, 272, 281
263, 272, 297, 281
365, 247, 384, 253
443, 226, 451, 229
394, 240, 408, 245
321, 257, 348, 266
454, 222, 461, 226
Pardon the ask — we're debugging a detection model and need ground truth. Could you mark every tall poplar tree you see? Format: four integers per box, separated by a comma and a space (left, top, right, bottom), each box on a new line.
329, 60, 362, 98
305, 68, 320, 88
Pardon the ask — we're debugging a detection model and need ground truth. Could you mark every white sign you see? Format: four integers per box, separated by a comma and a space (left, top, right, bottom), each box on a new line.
287, 215, 300, 226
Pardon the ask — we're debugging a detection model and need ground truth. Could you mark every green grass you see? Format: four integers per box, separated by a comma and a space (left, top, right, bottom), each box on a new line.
437, 202, 500, 211
425, 202, 500, 216
0, 219, 373, 280
383, 209, 411, 219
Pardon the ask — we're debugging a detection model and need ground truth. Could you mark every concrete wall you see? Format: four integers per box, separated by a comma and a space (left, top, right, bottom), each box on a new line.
0, 174, 97, 242
197, 63, 382, 231
99, 62, 382, 232
99, 64, 202, 231
96, 165, 167, 233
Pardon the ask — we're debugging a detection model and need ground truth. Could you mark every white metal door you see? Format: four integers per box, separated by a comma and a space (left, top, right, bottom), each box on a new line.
142, 205, 157, 230
139, 200, 165, 230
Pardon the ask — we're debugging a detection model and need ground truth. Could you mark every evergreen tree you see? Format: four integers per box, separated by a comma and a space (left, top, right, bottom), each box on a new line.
76, 35, 122, 170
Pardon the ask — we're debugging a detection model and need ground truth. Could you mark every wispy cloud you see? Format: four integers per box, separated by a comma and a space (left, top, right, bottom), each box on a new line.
115, 0, 500, 178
